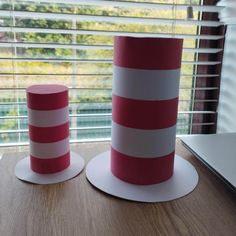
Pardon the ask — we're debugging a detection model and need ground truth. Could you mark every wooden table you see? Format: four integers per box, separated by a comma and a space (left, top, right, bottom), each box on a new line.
0, 140, 236, 236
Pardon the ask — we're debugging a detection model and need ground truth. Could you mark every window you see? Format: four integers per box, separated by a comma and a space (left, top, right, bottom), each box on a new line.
0, 0, 224, 146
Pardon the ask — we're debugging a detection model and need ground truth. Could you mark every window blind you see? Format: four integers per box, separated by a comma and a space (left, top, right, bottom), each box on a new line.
0, 0, 224, 146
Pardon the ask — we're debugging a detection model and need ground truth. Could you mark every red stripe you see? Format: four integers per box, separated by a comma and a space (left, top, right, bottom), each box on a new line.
29, 122, 69, 143
30, 152, 70, 174
112, 95, 178, 129
111, 148, 174, 185
27, 84, 68, 110
114, 36, 183, 70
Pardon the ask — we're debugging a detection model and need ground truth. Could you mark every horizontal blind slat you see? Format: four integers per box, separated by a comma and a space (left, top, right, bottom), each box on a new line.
17, 0, 223, 13
0, 87, 219, 92
0, 10, 223, 27
0, 42, 223, 53
0, 73, 220, 77
0, 58, 222, 65
0, 26, 224, 40
0, 121, 217, 134
0, 111, 217, 120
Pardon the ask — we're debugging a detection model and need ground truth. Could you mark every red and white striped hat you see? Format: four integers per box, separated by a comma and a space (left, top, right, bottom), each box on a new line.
15, 84, 84, 184
111, 36, 182, 185
86, 37, 198, 202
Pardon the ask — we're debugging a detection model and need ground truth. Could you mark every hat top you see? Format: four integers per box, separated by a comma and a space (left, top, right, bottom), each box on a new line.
27, 84, 68, 95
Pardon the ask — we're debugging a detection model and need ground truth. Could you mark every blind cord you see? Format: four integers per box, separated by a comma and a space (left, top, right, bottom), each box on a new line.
187, 0, 194, 20
172, 0, 176, 37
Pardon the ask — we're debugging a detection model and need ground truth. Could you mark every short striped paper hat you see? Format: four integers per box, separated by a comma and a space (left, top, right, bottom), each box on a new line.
15, 84, 84, 184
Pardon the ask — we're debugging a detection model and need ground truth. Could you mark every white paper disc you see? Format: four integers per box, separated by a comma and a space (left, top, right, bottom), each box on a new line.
15, 152, 84, 185
86, 151, 199, 202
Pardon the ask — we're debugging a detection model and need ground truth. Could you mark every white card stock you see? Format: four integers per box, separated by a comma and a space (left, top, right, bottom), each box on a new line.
15, 152, 84, 185
86, 151, 199, 202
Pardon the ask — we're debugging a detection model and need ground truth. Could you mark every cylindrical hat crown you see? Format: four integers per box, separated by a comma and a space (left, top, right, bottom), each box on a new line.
111, 36, 183, 185
27, 84, 70, 174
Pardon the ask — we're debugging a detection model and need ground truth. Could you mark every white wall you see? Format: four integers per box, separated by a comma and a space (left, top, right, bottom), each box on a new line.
217, 25, 236, 132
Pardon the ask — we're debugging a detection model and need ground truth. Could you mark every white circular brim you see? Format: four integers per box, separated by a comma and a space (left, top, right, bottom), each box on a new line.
15, 152, 84, 185
86, 151, 199, 202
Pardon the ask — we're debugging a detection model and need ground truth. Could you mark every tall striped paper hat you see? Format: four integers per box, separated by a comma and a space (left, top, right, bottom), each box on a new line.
86, 37, 198, 202
15, 84, 84, 184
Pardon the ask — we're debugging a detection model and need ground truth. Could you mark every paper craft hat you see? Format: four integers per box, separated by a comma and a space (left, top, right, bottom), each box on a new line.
86, 37, 198, 202
15, 84, 84, 184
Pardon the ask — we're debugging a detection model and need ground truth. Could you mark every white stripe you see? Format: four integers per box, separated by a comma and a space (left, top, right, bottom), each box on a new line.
111, 121, 176, 158
28, 106, 69, 127
30, 137, 70, 159
112, 66, 180, 101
